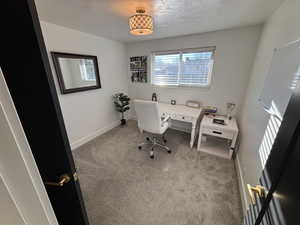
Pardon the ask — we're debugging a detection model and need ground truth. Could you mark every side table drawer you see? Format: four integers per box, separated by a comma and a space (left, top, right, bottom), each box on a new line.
202, 127, 233, 139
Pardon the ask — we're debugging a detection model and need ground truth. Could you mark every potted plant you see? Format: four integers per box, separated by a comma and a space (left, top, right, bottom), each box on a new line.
113, 93, 130, 125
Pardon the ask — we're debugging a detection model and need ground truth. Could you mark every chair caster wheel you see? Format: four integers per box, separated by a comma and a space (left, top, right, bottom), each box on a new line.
138, 146, 142, 150
150, 155, 154, 159
167, 150, 172, 154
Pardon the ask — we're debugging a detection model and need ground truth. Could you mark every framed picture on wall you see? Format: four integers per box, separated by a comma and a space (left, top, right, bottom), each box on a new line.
51, 52, 101, 94
130, 56, 147, 83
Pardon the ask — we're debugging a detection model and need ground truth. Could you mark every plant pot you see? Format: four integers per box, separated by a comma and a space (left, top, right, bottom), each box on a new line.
120, 119, 126, 125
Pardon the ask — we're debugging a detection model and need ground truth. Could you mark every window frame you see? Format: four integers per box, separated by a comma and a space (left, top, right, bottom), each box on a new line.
151, 46, 216, 88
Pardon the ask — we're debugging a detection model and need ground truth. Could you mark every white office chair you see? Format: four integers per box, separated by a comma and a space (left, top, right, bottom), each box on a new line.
134, 99, 171, 159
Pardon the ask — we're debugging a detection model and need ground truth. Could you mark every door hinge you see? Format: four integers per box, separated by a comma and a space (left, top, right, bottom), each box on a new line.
73, 171, 78, 181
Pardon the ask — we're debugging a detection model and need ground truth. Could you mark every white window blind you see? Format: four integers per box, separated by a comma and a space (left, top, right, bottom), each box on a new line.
151, 47, 215, 87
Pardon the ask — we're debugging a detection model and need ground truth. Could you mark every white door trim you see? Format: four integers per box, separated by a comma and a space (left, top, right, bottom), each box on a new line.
0, 67, 58, 225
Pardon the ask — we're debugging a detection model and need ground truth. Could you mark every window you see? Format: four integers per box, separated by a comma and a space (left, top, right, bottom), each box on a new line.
80, 59, 96, 81
151, 47, 215, 87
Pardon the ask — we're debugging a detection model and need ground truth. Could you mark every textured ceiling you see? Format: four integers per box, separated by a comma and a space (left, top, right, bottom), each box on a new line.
34, 0, 284, 43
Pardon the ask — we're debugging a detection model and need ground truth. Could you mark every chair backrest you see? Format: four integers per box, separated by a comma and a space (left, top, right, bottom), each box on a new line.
134, 99, 161, 133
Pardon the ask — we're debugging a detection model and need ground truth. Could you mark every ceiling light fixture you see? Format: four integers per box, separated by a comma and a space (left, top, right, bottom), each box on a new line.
129, 8, 153, 36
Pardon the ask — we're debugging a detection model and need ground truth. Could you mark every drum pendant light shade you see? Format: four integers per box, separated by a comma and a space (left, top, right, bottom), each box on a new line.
129, 9, 153, 35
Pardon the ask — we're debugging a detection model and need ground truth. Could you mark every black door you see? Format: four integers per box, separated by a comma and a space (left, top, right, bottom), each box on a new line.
1, 1, 89, 225
256, 87, 300, 225
240, 77, 300, 225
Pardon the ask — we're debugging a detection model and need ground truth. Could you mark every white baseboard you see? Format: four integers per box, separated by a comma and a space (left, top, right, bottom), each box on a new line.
235, 153, 249, 214
70, 120, 120, 150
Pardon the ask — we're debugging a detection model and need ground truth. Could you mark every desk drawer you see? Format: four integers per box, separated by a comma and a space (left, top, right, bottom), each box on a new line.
202, 127, 233, 139
171, 114, 192, 122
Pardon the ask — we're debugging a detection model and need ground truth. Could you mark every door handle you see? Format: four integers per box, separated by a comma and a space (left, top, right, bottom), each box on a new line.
247, 184, 265, 204
45, 174, 71, 187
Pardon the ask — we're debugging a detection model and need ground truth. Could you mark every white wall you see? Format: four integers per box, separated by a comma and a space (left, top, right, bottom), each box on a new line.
126, 25, 262, 117
237, 0, 300, 211
40, 22, 128, 149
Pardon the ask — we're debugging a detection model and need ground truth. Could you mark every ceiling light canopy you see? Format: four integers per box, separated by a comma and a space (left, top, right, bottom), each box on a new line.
129, 8, 153, 36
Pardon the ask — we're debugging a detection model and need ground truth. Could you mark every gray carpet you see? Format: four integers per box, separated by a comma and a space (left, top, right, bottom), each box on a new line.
73, 120, 242, 225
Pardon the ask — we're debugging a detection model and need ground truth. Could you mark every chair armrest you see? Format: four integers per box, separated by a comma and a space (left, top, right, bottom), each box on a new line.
161, 115, 170, 124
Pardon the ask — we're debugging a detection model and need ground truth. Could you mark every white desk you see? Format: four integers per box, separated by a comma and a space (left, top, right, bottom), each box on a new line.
158, 103, 202, 148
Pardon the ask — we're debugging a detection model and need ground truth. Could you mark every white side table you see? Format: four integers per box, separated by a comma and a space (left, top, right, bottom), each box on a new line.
197, 115, 239, 159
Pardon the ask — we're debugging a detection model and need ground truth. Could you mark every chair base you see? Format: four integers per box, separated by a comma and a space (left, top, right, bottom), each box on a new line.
138, 134, 171, 159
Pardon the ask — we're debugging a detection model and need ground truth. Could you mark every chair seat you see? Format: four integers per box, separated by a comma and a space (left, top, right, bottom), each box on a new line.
140, 121, 169, 134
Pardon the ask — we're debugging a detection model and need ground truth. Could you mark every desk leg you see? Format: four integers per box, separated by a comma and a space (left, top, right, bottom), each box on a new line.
197, 128, 202, 151
190, 123, 196, 148
229, 133, 238, 159
229, 148, 234, 159
231, 133, 237, 148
